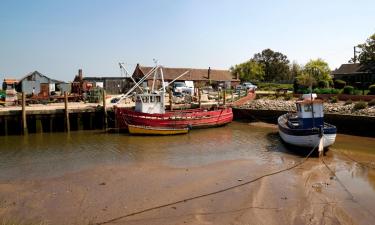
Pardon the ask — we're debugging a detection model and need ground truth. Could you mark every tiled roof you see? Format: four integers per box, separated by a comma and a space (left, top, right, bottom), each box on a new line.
134, 65, 238, 81
332, 63, 365, 74
3, 79, 18, 84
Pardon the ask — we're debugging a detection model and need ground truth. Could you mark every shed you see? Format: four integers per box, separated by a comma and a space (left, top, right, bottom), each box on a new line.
17, 71, 70, 95
83, 77, 134, 94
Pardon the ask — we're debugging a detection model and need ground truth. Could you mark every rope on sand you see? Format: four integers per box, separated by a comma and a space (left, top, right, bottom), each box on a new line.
95, 142, 319, 225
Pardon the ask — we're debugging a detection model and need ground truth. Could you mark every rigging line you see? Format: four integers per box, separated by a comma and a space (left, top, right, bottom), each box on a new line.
94, 141, 319, 225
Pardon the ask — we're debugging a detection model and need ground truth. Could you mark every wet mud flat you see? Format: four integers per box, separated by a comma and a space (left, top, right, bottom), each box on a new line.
0, 122, 374, 225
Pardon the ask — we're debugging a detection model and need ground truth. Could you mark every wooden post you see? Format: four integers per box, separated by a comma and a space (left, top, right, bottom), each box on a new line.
89, 113, 94, 129
64, 92, 70, 132
169, 89, 173, 111
22, 92, 28, 135
217, 90, 220, 105
77, 114, 84, 131
103, 90, 107, 129
223, 90, 226, 105
49, 115, 54, 132
35, 116, 43, 133
4, 117, 8, 136
198, 88, 201, 108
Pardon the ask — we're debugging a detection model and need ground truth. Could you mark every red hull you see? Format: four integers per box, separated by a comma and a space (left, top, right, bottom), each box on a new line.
115, 107, 233, 130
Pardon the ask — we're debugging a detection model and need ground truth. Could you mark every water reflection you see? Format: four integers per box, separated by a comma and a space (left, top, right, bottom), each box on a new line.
0, 122, 374, 199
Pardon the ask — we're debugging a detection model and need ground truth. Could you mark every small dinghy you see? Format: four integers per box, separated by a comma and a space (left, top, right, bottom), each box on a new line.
278, 94, 336, 148
128, 124, 189, 135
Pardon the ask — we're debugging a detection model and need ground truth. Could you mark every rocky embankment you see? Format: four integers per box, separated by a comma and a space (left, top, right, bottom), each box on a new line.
239, 98, 375, 117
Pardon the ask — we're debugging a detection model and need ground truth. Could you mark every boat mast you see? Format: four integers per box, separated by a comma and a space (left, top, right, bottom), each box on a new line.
309, 69, 315, 128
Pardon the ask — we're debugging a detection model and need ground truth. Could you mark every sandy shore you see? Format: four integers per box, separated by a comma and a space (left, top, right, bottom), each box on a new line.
1, 150, 374, 225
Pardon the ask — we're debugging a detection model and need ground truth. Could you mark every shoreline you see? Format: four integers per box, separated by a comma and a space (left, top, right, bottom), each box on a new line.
233, 97, 375, 137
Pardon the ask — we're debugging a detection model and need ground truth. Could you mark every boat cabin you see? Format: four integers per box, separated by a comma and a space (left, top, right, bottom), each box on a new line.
134, 91, 165, 114
294, 94, 324, 129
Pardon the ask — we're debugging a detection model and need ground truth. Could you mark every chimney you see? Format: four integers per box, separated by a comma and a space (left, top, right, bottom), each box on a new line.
236, 72, 239, 80
208, 67, 211, 80
78, 69, 83, 79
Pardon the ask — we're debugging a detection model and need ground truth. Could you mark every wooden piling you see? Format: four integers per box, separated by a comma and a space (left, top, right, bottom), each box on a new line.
198, 88, 201, 108
4, 117, 8, 136
49, 115, 54, 132
223, 90, 226, 105
89, 113, 94, 129
169, 89, 173, 110
35, 116, 43, 133
22, 92, 28, 135
64, 92, 70, 132
103, 90, 107, 129
218, 90, 221, 105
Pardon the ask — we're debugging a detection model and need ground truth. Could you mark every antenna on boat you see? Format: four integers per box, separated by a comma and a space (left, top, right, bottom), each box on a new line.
119, 62, 143, 92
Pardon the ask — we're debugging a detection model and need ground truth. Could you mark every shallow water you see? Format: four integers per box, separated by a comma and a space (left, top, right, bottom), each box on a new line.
0, 122, 374, 206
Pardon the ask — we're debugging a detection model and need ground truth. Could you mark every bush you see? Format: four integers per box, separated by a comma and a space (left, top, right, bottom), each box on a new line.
369, 84, 375, 95
284, 93, 293, 101
368, 99, 375, 106
334, 79, 346, 89
313, 88, 340, 94
343, 86, 354, 94
330, 96, 338, 103
353, 101, 367, 110
318, 80, 329, 88
344, 99, 352, 105
296, 88, 310, 94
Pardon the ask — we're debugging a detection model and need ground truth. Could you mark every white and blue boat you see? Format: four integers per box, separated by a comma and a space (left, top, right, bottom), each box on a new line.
278, 94, 336, 148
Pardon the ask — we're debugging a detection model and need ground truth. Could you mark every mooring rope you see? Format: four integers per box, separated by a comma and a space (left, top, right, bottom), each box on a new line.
94, 141, 319, 225
330, 149, 375, 170
321, 155, 375, 219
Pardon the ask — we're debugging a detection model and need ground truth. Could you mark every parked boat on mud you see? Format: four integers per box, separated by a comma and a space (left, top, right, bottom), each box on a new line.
278, 94, 337, 148
114, 64, 233, 131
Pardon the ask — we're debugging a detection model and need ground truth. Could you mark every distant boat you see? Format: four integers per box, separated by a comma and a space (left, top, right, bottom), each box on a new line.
114, 64, 233, 132
278, 94, 337, 148
128, 124, 189, 135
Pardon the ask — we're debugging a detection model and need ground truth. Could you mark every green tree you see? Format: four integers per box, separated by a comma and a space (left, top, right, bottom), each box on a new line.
296, 72, 317, 88
253, 48, 290, 82
355, 33, 375, 71
289, 61, 303, 81
300, 58, 332, 87
230, 60, 265, 82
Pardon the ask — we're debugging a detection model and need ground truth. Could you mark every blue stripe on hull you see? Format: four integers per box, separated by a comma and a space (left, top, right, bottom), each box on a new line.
278, 114, 337, 136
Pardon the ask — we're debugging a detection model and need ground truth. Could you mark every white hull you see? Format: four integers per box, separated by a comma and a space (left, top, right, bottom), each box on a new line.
279, 130, 336, 148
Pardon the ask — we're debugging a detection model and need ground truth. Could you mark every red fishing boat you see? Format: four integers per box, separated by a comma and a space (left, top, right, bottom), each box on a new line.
115, 106, 233, 130
114, 64, 233, 131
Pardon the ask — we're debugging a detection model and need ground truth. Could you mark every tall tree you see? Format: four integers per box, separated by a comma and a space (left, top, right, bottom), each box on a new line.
289, 61, 303, 81
230, 60, 265, 82
253, 49, 290, 82
297, 58, 332, 87
355, 33, 375, 71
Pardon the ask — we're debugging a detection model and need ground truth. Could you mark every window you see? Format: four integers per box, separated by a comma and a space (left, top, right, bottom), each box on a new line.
156, 96, 161, 102
304, 105, 312, 112
296, 104, 301, 112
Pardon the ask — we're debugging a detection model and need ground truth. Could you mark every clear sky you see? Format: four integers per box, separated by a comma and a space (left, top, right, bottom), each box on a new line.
1, 0, 375, 82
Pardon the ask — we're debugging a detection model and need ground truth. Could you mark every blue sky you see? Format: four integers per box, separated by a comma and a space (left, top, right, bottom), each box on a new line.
1, 0, 375, 82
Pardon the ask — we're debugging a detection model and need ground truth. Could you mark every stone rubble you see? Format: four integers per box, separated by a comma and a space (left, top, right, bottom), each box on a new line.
240, 98, 375, 117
